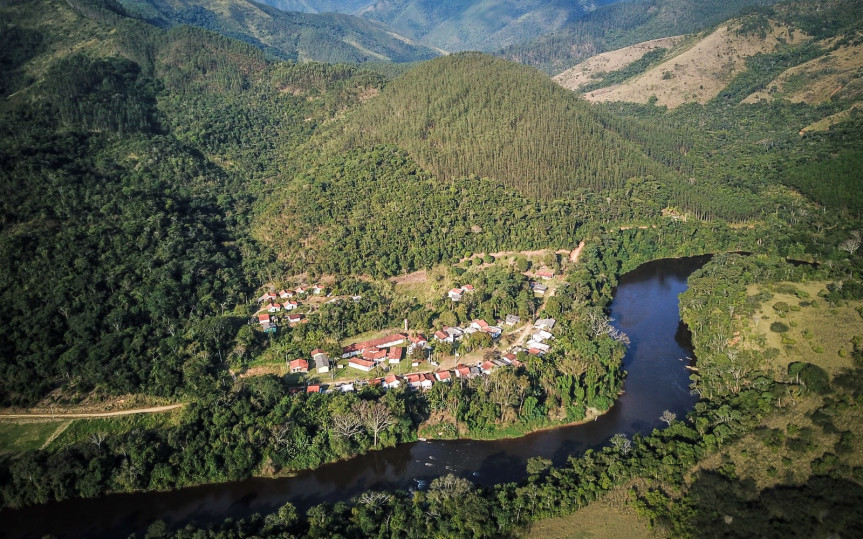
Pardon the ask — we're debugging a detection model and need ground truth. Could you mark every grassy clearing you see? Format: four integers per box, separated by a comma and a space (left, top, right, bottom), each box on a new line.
0, 421, 63, 454
525, 486, 659, 538
49, 409, 182, 449
746, 281, 860, 375
694, 280, 863, 491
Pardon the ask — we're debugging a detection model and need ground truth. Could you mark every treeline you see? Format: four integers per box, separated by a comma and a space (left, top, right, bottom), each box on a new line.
257, 145, 675, 277
0, 378, 424, 508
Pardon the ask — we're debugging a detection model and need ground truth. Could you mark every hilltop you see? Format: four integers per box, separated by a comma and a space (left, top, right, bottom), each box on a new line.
324, 52, 680, 199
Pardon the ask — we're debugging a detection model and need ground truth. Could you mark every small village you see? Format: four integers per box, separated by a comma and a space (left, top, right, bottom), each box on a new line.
249, 264, 561, 395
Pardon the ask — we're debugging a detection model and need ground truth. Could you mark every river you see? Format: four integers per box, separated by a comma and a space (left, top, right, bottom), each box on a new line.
3, 255, 709, 538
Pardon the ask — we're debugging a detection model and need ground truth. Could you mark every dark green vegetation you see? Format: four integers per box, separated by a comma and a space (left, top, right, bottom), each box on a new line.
1, 0, 862, 535
0, 0, 385, 405
118, 0, 439, 63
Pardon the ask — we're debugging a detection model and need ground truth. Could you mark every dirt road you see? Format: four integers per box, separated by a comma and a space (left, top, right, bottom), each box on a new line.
0, 403, 185, 420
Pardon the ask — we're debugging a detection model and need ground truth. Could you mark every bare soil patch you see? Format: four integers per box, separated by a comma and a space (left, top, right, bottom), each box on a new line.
389, 269, 428, 285
744, 41, 863, 105
583, 21, 809, 108
554, 35, 686, 91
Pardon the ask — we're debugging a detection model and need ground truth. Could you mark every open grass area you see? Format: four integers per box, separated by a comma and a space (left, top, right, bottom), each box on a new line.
525, 486, 659, 538
693, 280, 863, 491
0, 421, 63, 454
49, 409, 182, 449
746, 281, 860, 375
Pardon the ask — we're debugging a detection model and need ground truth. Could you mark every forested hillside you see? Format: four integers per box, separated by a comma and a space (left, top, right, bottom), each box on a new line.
117, 0, 439, 63
500, 0, 782, 74
0, 0, 386, 405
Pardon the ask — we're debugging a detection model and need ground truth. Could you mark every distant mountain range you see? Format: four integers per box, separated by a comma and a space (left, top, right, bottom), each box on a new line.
257, 0, 620, 52
118, 0, 439, 63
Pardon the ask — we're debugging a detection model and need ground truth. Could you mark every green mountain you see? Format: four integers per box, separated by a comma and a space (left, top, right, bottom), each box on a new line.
118, 0, 439, 63
329, 52, 677, 199
500, 0, 784, 74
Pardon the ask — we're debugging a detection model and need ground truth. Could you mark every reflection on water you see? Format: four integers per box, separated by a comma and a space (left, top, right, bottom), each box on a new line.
2, 256, 709, 539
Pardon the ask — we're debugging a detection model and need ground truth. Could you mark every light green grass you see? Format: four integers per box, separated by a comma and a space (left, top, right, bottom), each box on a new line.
50, 411, 181, 448
0, 421, 63, 454
748, 281, 860, 374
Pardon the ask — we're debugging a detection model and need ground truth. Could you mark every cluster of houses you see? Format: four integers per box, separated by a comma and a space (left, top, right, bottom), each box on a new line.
433, 318, 504, 343
340, 333, 428, 372
255, 285, 326, 331
304, 353, 526, 395
289, 316, 557, 396
522, 318, 556, 355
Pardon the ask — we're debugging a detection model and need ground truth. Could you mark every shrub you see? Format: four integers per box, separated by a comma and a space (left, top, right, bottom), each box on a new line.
770, 321, 789, 333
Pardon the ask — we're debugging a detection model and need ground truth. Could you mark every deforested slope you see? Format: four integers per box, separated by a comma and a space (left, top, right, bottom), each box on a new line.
333, 52, 679, 200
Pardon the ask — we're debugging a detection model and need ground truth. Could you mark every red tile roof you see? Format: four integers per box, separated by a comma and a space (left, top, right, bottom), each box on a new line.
387, 347, 403, 360
289, 359, 308, 371
363, 349, 387, 361
306, 385, 320, 393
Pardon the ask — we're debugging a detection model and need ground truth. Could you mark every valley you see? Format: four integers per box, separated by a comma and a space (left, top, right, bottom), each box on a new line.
0, 0, 861, 537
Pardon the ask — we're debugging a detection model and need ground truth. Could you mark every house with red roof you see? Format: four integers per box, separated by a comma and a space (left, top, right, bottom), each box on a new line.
408, 334, 428, 352
387, 347, 403, 364
405, 373, 423, 390
306, 385, 321, 394
279, 289, 294, 299
284, 301, 299, 310
536, 270, 554, 280
480, 361, 496, 374
348, 358, 375, 372
434, 370, 451, 382
363, 349, 387, 362
455, 365, 472, 378
258, 313, 271, 325
289, 359, 309, 374
383, 374, 401, 389
268, 303, 283, 313
258, 291, 277, 303
287, 313, 304, 324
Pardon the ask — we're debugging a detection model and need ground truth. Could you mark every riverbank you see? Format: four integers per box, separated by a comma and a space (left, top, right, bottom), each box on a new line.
418, 405, 609, 442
